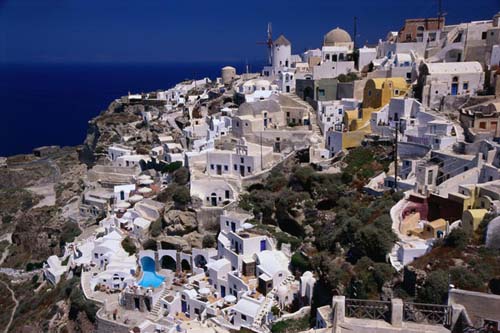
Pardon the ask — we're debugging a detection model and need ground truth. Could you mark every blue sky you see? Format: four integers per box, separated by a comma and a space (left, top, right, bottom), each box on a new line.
0, 0, 498, 64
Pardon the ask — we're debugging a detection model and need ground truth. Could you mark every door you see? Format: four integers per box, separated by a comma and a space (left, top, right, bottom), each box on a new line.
260, 240, 266, 251
231, 222, 236, 232
211, 193, 217, 207
221, 285, 226, 297
451, 83, 458, 95
239, 165, 245, 177
217, 165, 222, 175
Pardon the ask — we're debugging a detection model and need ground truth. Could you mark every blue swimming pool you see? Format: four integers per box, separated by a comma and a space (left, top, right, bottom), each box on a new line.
138, 257, 165, 288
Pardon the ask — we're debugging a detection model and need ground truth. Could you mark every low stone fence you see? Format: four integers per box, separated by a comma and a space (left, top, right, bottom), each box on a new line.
274, 306, 311, 323
331, 296, 461, 333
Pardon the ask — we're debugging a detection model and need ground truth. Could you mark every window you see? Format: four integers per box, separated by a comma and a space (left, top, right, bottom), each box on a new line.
224, 165, 228, 171
463, 82, 469, 90
479, 122, 487, 129
318, 89, 325, 97
234, 164, 237, 170
236, 121, 240, 127
245, 122, 248, 127
368, 90, 372, 97
240, 157, 244, 163
428, 170, 433, 185
225, 190, 230, 199
247, 166, 251, 173
210, 164, 214, 169
482, 31, 487, 40
242, 314, 247, 321
226, 221, 229, 226
394, 89, 399, 96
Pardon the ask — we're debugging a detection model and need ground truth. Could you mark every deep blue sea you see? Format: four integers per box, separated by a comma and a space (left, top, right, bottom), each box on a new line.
0, 62, 262, 156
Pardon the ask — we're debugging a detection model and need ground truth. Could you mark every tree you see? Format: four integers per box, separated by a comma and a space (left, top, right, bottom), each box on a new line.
202, 234, 216, 248
173, 167, 189, 185
172, 186, 191, 208
121, 237, 137, 255
417, 270, 449, 304
353, 225, 396, 262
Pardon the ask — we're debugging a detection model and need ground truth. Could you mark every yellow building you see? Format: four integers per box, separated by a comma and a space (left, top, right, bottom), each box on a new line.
363, 78, 410, 110
330, 77, 410, 152
462, 209, 488, 232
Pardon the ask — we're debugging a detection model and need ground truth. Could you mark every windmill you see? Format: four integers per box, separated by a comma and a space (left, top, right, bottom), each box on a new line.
257, 22, 273, 65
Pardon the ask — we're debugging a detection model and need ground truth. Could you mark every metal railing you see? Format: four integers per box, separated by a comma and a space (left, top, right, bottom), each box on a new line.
345, 299, 391, 322
403, 302, 452, 326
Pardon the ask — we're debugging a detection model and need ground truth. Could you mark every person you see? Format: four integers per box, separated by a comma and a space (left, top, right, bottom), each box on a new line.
113, 308, 118, 320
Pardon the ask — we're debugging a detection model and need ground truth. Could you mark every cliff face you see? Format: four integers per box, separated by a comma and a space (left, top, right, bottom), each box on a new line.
79, 99, 168, 166
0, 147, 86, 268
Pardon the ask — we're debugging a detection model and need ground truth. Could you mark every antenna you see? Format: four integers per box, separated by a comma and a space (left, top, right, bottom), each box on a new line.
437, 0, 446, 30
256, 22, 273, 65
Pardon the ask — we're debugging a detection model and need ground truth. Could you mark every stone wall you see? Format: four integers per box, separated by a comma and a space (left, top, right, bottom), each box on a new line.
448, 288, 500, 327
96, 309, 131, 333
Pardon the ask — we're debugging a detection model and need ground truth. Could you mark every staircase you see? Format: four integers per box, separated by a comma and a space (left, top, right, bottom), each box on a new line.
147, 287, 170, 320
251, 274, 296, 333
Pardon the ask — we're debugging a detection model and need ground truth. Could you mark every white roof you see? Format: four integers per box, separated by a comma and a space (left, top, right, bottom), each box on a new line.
134, 217, 151, 229
425, 61, 483, 74
322, 46, 349, 52
256, 250, 289, 277
231, 297, 262, 317
207, 258, 230, 271
114, 184, 136, 193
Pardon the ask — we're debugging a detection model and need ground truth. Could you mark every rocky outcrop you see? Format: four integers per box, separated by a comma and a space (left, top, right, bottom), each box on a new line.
163, 209, 198, 236
158, 235, 190, 252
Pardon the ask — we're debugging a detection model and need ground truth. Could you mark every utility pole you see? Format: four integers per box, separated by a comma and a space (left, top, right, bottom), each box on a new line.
260, 132, 263, 171
394, 121, 399, 190
353, 16, 358, 49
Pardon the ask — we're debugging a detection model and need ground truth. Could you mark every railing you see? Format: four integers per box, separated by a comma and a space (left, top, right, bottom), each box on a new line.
345, 299, 391, 322
403, 302, 452, 326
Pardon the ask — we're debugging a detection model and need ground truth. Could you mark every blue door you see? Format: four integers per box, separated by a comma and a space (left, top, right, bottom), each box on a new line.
451, 83, 458, 96
260, 240, 266, 251
221, 286, 226, 297
181, 301, 187, 313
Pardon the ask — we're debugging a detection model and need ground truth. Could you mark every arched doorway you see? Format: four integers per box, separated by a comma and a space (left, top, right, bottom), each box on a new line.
181, 259, 191, 272
211, 193, 217, 207
161, 255, 176, 271
451, 76, 459, 96
194, 255, 208, 271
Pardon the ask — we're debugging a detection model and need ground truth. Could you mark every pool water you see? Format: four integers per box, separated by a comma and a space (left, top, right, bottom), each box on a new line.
139, 257, 165, 288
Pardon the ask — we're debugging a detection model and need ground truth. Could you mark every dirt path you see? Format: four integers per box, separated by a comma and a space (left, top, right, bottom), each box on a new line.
0, 280, 18, 333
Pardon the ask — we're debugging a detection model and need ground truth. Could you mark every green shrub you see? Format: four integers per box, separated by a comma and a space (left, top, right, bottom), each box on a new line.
60, 222, 82, 246
202, 234, 216, 248
291, 252, 311, 274
417, 270, 449, 304
143, 239, 158, 251
172, 186, 191, 207
445, 228, 469, 250
150, 218, 162, 237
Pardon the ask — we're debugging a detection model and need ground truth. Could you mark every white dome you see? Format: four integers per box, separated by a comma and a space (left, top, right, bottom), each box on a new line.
324, 27, 352, 46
